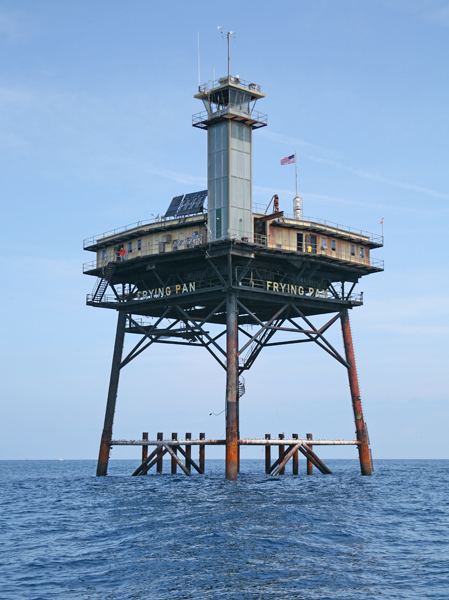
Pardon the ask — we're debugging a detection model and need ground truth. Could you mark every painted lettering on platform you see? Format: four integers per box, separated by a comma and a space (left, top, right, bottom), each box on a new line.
135, 281, 196, 300
265, 280, 327, 298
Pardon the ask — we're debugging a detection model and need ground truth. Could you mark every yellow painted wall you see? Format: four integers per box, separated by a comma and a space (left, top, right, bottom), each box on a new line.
267, 225, 370, 266
96, 225, 207, 268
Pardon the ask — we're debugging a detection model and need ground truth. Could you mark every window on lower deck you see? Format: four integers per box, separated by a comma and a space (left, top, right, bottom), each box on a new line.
137, 239, 142, 251
331, 239, 336, 251
127, 240, 133, 253
350, 244, 356, 256
321, 237, 327, 251
359, 246, 365, 258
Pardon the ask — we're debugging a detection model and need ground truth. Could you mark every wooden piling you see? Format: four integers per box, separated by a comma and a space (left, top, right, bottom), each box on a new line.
185, 433, 192, 474
265, 434, 271, 474
292, 433, 299, 475
171, 433, 178, 474
306, 433, 313, 475
157, 432, 163, 474
279, 433, 285, 475
199, 432, 205, 474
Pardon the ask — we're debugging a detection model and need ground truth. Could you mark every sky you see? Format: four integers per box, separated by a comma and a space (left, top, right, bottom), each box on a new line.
1, 0, 448, 461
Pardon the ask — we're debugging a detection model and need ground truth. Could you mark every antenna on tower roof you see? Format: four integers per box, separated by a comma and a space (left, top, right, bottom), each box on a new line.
197, 32, 201, 87
217, 26, 236, 78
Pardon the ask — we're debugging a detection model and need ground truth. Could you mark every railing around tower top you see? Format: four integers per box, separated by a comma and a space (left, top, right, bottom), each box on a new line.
192, 107, 268, 127
197, 76, 263, 94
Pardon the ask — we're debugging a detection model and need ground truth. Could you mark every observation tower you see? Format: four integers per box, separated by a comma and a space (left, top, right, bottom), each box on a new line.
83, 69, 383, 480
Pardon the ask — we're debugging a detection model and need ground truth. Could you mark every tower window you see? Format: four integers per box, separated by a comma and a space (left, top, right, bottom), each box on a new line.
331, 239, 336, 251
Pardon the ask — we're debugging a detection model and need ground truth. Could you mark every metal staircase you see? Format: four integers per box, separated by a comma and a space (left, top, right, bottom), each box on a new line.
91, 278, 108, 302
91, 262, 116, 302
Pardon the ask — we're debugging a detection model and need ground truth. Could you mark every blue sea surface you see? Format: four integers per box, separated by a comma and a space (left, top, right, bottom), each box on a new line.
0, 459, 448, 599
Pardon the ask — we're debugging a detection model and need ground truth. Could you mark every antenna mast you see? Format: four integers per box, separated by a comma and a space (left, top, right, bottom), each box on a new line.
218, 27, 235, 78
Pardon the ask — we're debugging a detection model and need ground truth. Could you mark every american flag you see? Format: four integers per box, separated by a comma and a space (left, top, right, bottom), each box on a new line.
280, 154, 296, 165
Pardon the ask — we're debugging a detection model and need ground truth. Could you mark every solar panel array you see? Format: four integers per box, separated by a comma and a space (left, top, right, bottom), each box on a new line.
164, 190, 207, 218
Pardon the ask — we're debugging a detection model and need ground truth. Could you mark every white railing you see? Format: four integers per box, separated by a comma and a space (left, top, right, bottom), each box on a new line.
192, 107, 268, 127
197, 76, 262, 94
253, 204, 383, 244
83, 212, 206, 249
83, 231, 383, 273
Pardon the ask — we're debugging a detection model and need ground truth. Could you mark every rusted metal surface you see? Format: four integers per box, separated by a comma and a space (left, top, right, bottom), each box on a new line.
176, 445, 203, 474
265, 434, 271, 474
225, 293, 239, 480
185, 433, 192, 475
271, 444, 301, 476
340, 309, 373, 476
171, 433, 178, 474
156, 432, 163, 474
306, 433, 313, 475
111, 438, 359, 446
298, 444, 332, 475
164, 444, 190, 476
96, 311, 126, 476
199, 433, 205, 474
127, 432, 345, 476
132, 447, 162, 476
292, 433, 299, 475
278, 433, 285, 475
142, 432, 148, 464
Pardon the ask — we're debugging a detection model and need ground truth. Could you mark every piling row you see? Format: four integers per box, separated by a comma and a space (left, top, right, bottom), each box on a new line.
133, 431, 323, 476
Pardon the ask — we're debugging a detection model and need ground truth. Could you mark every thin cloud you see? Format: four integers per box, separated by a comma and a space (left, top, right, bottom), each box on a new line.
307, 153, 449, 201
266, 130, 449, 201
425, 3, 449, 27
0, 11, 27, 41
260, 130, 332, 155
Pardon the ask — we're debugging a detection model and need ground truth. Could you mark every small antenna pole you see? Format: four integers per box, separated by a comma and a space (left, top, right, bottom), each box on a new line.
227, 31, 231, 78
197, 32, 201, 87
218, 27, 235, 79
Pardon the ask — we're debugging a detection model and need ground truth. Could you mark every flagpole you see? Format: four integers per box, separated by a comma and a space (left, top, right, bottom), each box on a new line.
294, 152, 298, 196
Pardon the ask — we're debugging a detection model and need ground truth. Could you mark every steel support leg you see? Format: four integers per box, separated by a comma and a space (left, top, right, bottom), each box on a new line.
96, 311, 126, 476
225, 293, 239, 480
340, 309, 373, 476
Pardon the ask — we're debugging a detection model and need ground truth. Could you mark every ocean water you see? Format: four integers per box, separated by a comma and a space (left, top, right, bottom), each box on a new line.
0, 460, 448, 599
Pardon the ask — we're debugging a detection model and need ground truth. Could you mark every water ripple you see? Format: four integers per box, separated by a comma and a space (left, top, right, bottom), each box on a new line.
0, 460, 448, 599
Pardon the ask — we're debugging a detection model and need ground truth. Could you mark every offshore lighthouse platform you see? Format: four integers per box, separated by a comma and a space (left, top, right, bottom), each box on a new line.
83, 71, 383, 480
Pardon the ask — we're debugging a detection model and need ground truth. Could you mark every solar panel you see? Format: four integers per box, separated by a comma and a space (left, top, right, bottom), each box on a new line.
164, 190, 207, 218
164, 195, 184, 218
